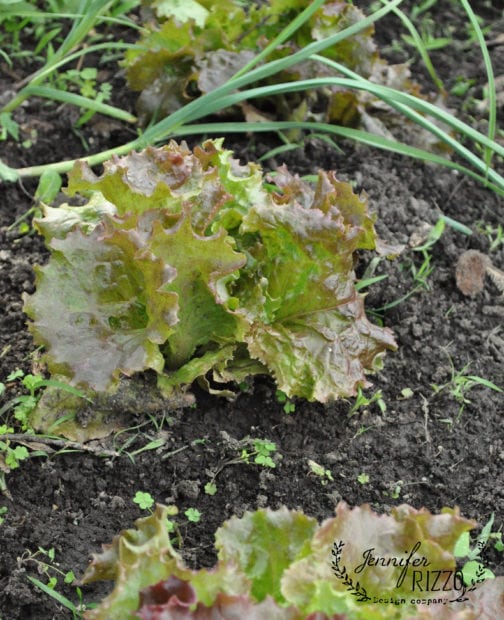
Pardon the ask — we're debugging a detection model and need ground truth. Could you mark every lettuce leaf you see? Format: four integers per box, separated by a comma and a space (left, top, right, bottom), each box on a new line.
24, 139, 396, 435
24, 220, 178, 392
137, 587, 303, 620
281, 503, 476, 614
124, 0, 434, 149
215, 506, 317, 604
80, 503, 503, 620
126, 1, 377, 121
234, 168, 395, 400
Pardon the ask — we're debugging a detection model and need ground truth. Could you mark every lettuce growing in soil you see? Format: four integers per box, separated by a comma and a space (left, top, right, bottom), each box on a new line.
125, 0, 426, 143
24, 139, 395, 434
80, 503, 504, 619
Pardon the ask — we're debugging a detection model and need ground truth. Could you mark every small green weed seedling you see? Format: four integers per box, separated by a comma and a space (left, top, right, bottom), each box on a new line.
115, 432, 168, 464
184, 507, 201, 523
275, 389, 296, 414
0, 426, 30, 471
1, 369, 41, 430
402, 19, 453, 53
7, 169, 62, 236
204, 436, 280, 497
495, 535, 504, 554
0, 369, 91, 486
399, 387, 414, 399
407, 250, 435, 291
383, 480, 403, 499
373, 217, 471, 320
432, 360, 502, 420
28, 575, 87, 620
52, 66, 113, 128
204, 481, 217, 496
349, 386, 386, 416
0, 506, 8, 525
406, 217, 447, 292
357, 472, 370, 485
450, 76, 476, 98
464, 11, 493, 45
133, 490, 155, 511
352, 425, 373, 439
21, 546, 87, 619
241, 438, 277, 469
134, 497, 198, 525
454, 513, 499, 585
132, 495, 183, 546
476, 222, 504, 252
1, 369, 88, 431
0, 372, 47, 490
355, 255, 389, 295
409, 0, 439, 20
20, 546, 75, 589
0, 111, 19, 141
307, 459, 334, 485
410, 218, 447, 277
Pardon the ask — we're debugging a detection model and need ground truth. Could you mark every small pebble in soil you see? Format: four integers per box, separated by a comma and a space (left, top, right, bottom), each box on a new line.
455, 249, 490, 296
456, 249, 504, 297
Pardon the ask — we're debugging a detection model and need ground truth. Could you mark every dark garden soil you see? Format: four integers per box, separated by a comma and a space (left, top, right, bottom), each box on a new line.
1, 2, 504, 618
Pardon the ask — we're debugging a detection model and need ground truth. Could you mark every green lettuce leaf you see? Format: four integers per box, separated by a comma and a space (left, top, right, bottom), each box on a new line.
233, 168, 395, 401
81, 503, 502, 620
215, 507, 317, 604
148, 215, 245, 367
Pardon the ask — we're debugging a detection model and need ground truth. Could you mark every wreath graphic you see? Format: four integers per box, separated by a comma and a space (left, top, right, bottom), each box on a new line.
331, 541, 371, 603
448, 563, 485, 604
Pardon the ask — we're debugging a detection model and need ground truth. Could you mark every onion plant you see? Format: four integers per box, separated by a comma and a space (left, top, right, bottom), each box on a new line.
0, 0, 502, 197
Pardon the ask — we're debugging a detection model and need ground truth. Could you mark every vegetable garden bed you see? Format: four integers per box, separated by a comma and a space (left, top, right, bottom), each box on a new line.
0, 0, 503, 618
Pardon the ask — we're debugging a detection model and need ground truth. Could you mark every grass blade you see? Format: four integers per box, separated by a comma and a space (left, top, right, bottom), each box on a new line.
466, 376, 502, 392
23, 86, 137, 123
310, 56, 504, 158
379, 0, 444, 90
176, 75, 504, 192
27, 576, 79, 615
459, 0, 497, 169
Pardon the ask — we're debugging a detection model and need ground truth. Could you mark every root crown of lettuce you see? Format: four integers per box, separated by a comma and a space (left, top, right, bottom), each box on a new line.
24, 139, 396, 419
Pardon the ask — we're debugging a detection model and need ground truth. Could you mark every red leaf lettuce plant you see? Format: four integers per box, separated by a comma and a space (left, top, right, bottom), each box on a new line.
80, 502, 504, 619
23, 139, 396, 437
125, 0, 425, 142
